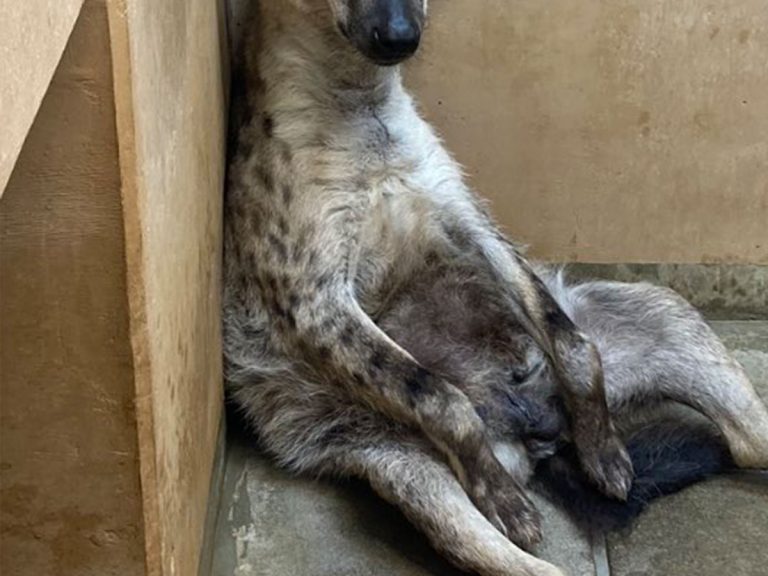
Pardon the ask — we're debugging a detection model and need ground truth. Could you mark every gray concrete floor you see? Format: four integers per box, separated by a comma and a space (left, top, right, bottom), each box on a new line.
210, 322, 768, 576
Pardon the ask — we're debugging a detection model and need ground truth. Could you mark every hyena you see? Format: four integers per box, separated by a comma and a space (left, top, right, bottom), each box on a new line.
223, 1, 768, 574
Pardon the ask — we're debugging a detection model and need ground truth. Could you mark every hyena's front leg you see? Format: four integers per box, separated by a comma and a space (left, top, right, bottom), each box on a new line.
293, 290, 542, 547
441, 209, 633, 500
542, 316, 634, 500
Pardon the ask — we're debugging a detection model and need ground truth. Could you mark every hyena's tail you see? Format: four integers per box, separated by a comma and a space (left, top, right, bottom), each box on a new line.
534, 416, 734, 532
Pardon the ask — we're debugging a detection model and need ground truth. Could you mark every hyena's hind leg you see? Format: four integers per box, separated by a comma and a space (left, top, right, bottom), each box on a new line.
548, 274, 768, 469
347, 440, 566, 576
236, 378, 564, 576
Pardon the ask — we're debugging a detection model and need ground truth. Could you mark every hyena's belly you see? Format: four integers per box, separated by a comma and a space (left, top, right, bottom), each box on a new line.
368, 254, 564, 446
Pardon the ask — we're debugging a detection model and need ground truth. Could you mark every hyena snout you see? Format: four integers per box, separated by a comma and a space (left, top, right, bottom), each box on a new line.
334, 0, 425, 65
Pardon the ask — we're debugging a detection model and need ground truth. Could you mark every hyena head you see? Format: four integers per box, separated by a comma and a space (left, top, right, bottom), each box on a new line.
299, 0, 428, 65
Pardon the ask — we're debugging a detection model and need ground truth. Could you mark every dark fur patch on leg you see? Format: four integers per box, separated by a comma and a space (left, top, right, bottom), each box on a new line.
405, 366, 431, 399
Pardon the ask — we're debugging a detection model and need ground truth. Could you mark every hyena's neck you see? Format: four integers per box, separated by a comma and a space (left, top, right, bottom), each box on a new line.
246, 2, 413, 154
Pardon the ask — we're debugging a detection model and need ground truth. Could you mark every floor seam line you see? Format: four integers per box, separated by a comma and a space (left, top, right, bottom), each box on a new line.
591, 529, 611, 576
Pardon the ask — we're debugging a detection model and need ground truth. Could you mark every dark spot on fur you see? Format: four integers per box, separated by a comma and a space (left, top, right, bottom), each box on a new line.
352, 372, 366, 386
315, 272, 331, 290
229, 236, 243, 262
237, 273, 249, 295
255, 165, 274, 191
233, 200, 247, 221
251, 275, 265, 295
369, 348, 386, 372
340, 323, 355, 345
265, 274, 278, 296
424, 250, 440, 266
237, 136, 254, 159
320, 317, 337, 334
253, 74, 266, 95
311, 177, 336, 188
231, 199, 264, 235
405, 366, 431, 398
296, 338, 313, 359
278, 216, 289, 235
262, 115, 274, 137
544, 306, 575, 333
317, 346, 331, 361
444, 224, 473, 251
267, 234, 288, 261
271, 298, 288, 320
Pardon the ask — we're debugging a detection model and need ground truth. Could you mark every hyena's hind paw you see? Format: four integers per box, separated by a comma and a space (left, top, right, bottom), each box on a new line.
535, 415, 736, 533
576, 432, 634, 501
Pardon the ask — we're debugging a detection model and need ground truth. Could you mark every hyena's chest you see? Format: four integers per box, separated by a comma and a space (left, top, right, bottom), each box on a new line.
352, 184, 440, 312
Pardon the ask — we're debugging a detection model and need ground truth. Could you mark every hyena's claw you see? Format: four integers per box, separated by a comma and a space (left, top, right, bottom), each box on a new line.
580, 433, 634, 500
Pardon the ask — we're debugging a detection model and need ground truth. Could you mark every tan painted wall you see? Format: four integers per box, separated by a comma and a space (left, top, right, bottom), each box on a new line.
405, 0, 768, 264
107, 0, 227, 574
0, 3, 145, 575
0, 0, 84, 194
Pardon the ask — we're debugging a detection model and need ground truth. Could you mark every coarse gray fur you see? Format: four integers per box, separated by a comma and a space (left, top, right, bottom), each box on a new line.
223, 2, 768, 574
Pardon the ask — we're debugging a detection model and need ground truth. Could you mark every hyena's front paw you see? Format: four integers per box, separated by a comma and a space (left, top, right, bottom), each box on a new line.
577, 431, 634, 500
465, 449, 542, 550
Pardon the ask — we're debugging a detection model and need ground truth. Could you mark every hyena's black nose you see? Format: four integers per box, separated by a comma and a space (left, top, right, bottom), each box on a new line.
370, 15, 421, 63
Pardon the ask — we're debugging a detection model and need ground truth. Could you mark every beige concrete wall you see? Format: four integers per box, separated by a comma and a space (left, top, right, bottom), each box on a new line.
405, 0, 768, 264
107, 0, 227, 574
0, 3, 146, 574
0, 0, 84, 194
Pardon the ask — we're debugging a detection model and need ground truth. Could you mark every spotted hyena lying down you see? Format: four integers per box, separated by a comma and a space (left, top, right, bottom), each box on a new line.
223, 2, 768, 574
